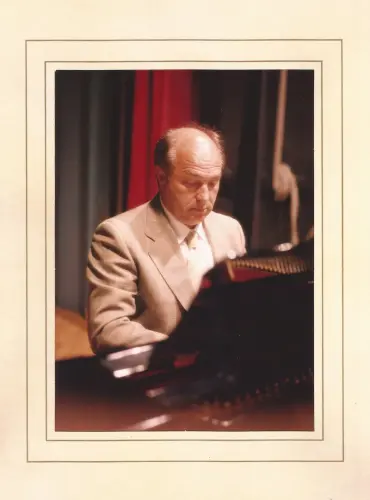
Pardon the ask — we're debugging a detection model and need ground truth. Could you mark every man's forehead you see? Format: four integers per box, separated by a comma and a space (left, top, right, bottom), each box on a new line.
182, 169, 221, 178
166, 127, 223, 174
175, 135, 219, 160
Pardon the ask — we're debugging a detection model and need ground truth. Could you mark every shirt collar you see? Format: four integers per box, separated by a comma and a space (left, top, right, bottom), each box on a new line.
160, 198, 208, 244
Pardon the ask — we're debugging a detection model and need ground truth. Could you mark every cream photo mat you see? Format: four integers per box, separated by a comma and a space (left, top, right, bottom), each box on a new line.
2, 0, 370, 495
25, 39, 340, 462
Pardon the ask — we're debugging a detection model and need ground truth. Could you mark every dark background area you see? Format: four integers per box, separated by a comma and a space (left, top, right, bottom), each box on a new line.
55, 69, 314, 316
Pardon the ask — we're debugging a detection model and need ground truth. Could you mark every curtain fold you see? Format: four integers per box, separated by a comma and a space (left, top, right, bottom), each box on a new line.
55, 71, 123, 316
127, 70, 194, 209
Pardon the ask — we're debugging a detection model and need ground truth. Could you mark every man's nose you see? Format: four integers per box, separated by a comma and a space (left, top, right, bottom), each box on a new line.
196, 184, 209, 201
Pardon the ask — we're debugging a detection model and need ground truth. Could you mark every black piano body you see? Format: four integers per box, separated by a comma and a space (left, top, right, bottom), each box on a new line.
55, 239, 314, 431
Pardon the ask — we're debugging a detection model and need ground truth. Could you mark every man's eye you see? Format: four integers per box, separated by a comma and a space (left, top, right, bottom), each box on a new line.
184, 181, 198, 188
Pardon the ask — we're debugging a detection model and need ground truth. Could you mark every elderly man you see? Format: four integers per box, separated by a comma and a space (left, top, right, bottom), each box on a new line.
86, 124, 246, 355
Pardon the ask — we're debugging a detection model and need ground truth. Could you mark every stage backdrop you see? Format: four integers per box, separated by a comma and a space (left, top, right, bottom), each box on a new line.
55, 69, 314, 316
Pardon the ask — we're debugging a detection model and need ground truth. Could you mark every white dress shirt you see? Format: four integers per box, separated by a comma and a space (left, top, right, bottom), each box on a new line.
161, 201, 215, 288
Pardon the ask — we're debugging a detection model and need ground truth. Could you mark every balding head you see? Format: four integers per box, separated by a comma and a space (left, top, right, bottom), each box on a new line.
154, 124, 225, 174
154, 124, 224, 227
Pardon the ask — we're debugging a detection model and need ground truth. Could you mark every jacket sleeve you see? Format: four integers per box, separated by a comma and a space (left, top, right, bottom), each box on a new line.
86, 220, 167, 354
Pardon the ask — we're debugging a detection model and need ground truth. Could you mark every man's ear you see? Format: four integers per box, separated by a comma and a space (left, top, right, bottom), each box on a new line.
155, 166, 167, 188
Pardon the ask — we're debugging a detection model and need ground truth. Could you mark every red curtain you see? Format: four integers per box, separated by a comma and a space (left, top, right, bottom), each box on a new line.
127, 70, 196, 209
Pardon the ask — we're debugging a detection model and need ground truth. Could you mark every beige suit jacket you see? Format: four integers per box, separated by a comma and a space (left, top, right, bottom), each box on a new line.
86, 194, 246, 354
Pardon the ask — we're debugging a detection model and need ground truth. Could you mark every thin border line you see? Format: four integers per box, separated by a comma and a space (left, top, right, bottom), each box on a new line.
26, 38, 342, 42
29, 459, 344, 463
24, 39, 344, 462
47, 60, 321, 64
43, 61, 324, 445
33, 47, 340, 461
25, 39, 29, 463
44, 61, 48, 443
45, 59, 320, 444
341, 39, 344, 462
321, 60, 324, 441
49, 437, 321, 442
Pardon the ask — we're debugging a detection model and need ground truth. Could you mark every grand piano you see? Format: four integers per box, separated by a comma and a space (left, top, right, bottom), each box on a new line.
55, 237, 314, 432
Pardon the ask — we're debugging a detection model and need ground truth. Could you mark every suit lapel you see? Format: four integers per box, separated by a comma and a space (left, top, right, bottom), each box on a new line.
145, 196, 196, 311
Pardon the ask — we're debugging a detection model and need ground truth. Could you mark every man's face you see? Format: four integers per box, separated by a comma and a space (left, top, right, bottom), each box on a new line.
157, 133, 223, 227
